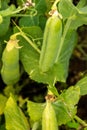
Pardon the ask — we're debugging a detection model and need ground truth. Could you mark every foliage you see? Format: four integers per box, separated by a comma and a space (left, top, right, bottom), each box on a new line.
0, 0, 87, 129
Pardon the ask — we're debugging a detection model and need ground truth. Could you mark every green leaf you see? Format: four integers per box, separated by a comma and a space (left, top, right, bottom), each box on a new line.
0, 94, 7, 115
39, 15, 47, 30
0, 39, 3, 58
30, 62, 66, 85
55, 29, 78, 81
61, 86, 80, 107
3, 85, 16, 97
53, 86, 80, 125
70, 13, 87, 29
19, 15, 39, 27
28, 86, 80, 125
22, 26, 43, 39
0, 0, 9, 10
58, 0, 77, 20
58, 0, 87, 29
0, 4, 16, 36
32, 121, 42, 130
75, 76, 87, 96
4, 95, 30, 130
19, 36, 40, 73
45, 0, 54, 12
79, 6, 87, 14
0, 124, 6, 130
27, 100, 45, 122
76, 0, 87, 8
0, 16, 10, 36
53, 100, 72, 125
34, 0, 47, 14
30, 29, 77, 84
19, 27, 77, 85
0, 4, 16, 16
47, 85, 59, 97
84, 127, 87, 130
67, 121, 80, 129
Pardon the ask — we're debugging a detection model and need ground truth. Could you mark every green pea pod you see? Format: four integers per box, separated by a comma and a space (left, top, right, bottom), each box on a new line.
42, 100, 58, 130
1, 39, 20, 85
39, 13, 62, 72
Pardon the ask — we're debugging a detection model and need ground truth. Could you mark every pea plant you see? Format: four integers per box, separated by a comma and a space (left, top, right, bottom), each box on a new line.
0, 0, 87, 130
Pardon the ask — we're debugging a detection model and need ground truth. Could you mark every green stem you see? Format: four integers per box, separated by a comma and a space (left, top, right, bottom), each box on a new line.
2, 5, 37, 17
75, 115, 87, 127
47, 85, 60, 97
20, 32, 41, 54
77, 44, 87, 57
32, 121, 40, 130
9, 6, 24, 15
1, 6, 24, 17
12, 21, 40, 54
9, 8, 37, 17
55, 18, 72, 62
51, 0, 60, 10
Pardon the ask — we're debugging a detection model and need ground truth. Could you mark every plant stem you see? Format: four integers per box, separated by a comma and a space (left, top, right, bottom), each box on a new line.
20, 32, 41, 54
55, 18, 72, 62
51, 0, 60, 10
75, 115, 87, 127
12, 21, 41, 54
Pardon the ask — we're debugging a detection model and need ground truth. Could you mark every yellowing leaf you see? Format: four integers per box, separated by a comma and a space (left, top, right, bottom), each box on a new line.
0, 94, 7, 115
4, 95, 30, 130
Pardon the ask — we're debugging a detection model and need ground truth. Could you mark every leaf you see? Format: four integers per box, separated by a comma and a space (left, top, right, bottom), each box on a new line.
55, 29, 78, 81
53, 100, 72, 125
0, 39, 3, 59
75, 76, 87, 96
0, 16, 10, 36
0, 0, 9, 10
27, 100, 45, 122
52, 86, 80, 125
0, 124, 6, 130
84, 127, 87, 130
30, 62, 66, 85
22, 26, 43, 39
19, 27, 77, 85
19, 36, 40, 73
38, 15, 47, 30
47, 85, 59, 97
34, 0, 47, 14
45, 0, 54, 12
76, 0, 87, 8
0, 4, 16, 36
19, 15, 39, 27
0, 4, 16, 16
3, 85, 16, 97
58, 0, 77, 20
58, 0, 87, 29
30, 29, 77, 84
67, 121, 80, 129
0, 94, 7, 115
32, 121, 42, 130
4, 95, 30, 130
61, 86, 80, 107
70, 13, 87, 29
27, 86, 80, 125
79, 6, 87, 14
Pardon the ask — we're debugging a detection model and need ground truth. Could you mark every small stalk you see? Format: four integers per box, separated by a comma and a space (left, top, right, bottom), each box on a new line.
12, 21, 40, 54
20, 32, 41, 54
75, 115, 87, 127
51, 0, 60, 10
